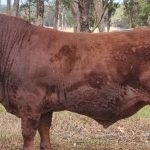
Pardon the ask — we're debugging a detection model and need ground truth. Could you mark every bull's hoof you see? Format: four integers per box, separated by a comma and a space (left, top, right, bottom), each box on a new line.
40, 143, 52, 150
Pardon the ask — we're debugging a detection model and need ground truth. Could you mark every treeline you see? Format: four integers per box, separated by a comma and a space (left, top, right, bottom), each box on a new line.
0, 0, 150, 32
112, 0, 150, 28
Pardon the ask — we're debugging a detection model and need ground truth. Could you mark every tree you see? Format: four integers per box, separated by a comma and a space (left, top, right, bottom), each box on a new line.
106, 0, 119, 32
111, 4, 129, 28
91, 0, 111, 32
139, 2, 150, 26
0, 0, 1, 13
93, 0, 105, 32
124, 0, 139, 28
123, 0, 150, 28
54, 0, 60, 29
37, 0, 44, 26
57, 0, 118, 32
7, 0, 11, 15
27, 0, 31, 22
71, 0, 80, 32
61, 0, 80, 32
78, 0, 90, 32
13, 0, 20, 16
20, 0, 36, 23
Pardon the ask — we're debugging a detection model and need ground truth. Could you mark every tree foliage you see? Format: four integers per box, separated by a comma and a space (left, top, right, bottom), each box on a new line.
123, 0, 150, 27
20, 0, 37, 22
3, 0, 149, 32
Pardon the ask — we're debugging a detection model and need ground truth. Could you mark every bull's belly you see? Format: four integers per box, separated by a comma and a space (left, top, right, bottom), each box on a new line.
64, 85, 122, 122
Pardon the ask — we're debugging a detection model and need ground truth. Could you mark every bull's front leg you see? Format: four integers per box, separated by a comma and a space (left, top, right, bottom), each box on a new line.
21, 116, 40, 150
38, 112, 53, 150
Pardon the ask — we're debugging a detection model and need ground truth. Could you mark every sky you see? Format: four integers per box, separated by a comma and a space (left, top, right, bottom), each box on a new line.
1, 0, 14, 5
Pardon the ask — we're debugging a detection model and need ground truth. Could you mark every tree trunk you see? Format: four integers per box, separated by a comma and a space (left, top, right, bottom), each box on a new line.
106, 14, 111, 32
54, 0, 60, 29
93, 0, 105, 32
148, 0, 150, 3
13, 0, 20, 16
78, 0, 90, 32
28, 0, 31, 22
61, 7, 64, 30
0, 0, 1, 13
7, 0, 11, 15
106, 0, 112, 32
129, 10, 135, 28
37, 0, 44, 26
72, 0, 80, 32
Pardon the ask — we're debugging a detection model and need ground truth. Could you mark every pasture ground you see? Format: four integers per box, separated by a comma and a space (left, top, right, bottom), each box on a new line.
0, 105, 149, 150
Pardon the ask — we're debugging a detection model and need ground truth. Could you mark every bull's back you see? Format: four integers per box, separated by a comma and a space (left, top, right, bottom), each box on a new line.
59, 29, 150, 88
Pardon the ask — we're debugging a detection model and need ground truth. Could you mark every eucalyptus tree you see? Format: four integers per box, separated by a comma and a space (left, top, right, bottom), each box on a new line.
0, 0, 1, 13
53, 0, 60, 29
13, 0, 20, 16
7, 0, 11, 15
20, 0, 36, 22
37, 0, 44, 26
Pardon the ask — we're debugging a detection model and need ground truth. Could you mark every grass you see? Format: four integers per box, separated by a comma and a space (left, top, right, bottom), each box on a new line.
0, 104, 149, 150
0, 105, 5, 113
0, 104, 149, 118
134, 106, 150, 118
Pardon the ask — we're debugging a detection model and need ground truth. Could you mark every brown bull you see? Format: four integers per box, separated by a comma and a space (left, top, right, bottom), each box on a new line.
0, 14, 150, 150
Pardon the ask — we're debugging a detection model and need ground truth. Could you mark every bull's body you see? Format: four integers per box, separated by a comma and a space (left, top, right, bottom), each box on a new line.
0, 14, 150, 150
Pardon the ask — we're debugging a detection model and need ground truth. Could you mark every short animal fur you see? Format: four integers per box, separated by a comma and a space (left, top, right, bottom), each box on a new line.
0, 14, 150, 150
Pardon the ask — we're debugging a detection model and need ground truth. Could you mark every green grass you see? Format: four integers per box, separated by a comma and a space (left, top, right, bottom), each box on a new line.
0, 105, 5, 113
134, 106, 150, 118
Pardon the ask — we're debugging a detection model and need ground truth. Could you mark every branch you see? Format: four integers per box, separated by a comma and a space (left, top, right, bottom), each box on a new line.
91, 1, 109, 32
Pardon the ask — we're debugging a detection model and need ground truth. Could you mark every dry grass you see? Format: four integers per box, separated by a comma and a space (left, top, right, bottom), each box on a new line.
0, 105, 149, 150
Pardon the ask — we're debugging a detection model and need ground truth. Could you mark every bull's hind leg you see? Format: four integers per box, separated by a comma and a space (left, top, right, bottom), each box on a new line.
21, 116, 40, 150
38, 112, 53, 150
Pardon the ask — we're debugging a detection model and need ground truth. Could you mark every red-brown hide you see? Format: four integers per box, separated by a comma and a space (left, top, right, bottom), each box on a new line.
0, 14, 150, 150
